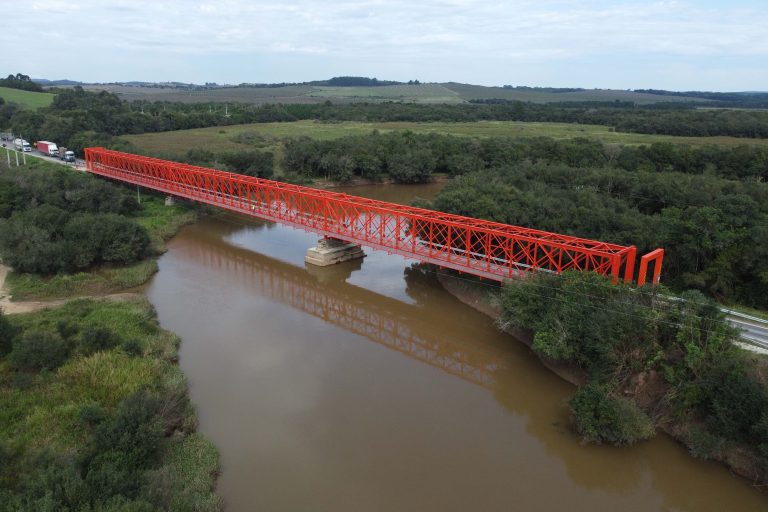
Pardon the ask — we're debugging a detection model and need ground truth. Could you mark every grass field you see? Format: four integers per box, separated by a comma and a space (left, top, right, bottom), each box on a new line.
308, 84, 463, 103
122, 119, 768, 155
79, 84, 321, 104
0, 86, 54, 109
441, 83, 709, 104
72, 82, 710, 105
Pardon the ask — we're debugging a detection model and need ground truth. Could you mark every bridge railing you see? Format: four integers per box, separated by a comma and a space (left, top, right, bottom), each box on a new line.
84, 148, 660, 284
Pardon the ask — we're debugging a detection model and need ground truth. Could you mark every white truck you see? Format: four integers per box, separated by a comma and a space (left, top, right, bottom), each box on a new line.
13, 138, 31, 152
59, 147, 75, 162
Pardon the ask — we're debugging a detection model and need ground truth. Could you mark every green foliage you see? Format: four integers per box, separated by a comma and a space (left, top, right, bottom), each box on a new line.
9, 329, 68, 371
80, 327, 120, 355
219, 150, 274, 178
432, 160, 768, 307
79, 403, 107, 426
500, 272, 661, 379
570, 384, 655, 445
0, 162, 167, 284
120, 339, 143, 357
696, 355, 768, 444
497, 270, 768, 458
0, 73, 43, 92
0, 210, 149, 274
0, 299, 221, 511
0, 312, 18, 357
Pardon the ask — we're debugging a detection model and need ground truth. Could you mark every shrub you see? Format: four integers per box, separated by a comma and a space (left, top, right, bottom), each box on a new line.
121, 339, 143, 357
80, 327, 120, 355
697, 356, 768, 443
9, 330, 69, 371
84, 450, 141, 500
56, 319, 80, 340
687, 427, 728, 460
570, 384, 655, 445
13, 455, 89, 511
0, 311, 18, 357
91, 391, 164, 470
79, 403, 108, 426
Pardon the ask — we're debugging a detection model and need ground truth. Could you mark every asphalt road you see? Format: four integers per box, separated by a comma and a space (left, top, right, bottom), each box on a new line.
1, 137, 85, 168
727, 314, 768, 350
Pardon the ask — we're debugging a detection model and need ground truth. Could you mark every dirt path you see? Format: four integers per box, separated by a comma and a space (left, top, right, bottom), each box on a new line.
0, 265, 141, 315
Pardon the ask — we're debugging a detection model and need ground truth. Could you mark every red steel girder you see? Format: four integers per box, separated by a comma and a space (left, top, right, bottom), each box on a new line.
84, 148, 661, 283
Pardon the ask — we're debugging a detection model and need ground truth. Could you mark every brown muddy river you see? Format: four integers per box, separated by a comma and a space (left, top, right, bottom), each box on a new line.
145, 183, 767, 511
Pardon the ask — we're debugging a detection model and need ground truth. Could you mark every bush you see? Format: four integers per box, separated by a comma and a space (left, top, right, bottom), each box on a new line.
9, 330, 69, 371
697, 356, 768, 443
79, 403, 108, 426
121, 339, 143, 357
0, 311, 18, 357
80, 327, 120, 355
570, 384, 655, 445
17, 457, 89, 510
91, 391, 164, 470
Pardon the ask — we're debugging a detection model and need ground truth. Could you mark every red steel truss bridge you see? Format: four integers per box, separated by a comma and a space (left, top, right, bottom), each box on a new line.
84, 148, 664, 285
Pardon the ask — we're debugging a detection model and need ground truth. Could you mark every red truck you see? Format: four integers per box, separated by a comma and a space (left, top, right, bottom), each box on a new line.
36, 141, 59, 156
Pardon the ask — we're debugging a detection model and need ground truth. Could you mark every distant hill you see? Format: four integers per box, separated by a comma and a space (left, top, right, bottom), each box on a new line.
39, 76, 768, 107
33, 78, 83, 86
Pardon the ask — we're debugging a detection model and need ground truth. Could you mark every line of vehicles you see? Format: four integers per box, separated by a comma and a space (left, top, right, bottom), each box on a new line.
1, 135, 76, 162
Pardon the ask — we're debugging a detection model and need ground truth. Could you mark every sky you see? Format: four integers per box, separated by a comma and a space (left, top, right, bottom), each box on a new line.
3, 0, 767, 91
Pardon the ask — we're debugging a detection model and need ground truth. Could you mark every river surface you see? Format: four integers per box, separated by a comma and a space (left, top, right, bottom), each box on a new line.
145, 183, 767, 511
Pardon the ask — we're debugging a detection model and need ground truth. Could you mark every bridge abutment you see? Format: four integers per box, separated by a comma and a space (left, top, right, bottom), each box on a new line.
305, 237, 365, 267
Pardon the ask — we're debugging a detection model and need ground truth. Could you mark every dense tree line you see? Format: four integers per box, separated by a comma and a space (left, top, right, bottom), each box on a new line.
0, 164, 149, 274
0, 73, 44, 93
5, 88, 768, 158
633, 89, 768, 108
181, 148, 274, 178
428, 164, 768, 307
499, 272, 768, 481
280, 131, 768, 183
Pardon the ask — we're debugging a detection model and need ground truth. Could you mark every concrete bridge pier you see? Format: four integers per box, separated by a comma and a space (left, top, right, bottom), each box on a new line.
305, 237, 365, 267
165, 195, 176, 206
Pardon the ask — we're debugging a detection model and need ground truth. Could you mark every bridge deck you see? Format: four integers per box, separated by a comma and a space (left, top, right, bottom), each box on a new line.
84, 148, 661, 284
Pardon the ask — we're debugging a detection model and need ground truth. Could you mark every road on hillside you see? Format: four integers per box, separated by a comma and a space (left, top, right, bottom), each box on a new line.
1, 137, 85, 168
727, 315, 768, 350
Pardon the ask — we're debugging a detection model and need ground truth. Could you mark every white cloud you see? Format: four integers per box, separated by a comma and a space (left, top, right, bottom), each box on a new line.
2, 0, 766, 88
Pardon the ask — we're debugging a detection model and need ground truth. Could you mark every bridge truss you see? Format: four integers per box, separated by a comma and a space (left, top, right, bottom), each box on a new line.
84, 148, 662, 285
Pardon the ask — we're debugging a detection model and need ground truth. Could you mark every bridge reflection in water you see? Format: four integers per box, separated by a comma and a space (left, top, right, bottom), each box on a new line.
180, 219, 509, 389
153, 217, 768, 512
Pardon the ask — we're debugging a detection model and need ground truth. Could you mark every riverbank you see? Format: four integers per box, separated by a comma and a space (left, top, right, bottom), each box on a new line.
436, 269, 768, 490
0, 297, 221, 509
2, 195, 197, 302
0, 159, 221, 508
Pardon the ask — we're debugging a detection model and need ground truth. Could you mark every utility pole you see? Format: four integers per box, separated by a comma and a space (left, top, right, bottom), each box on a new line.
5, 147, 10, 168
20, 134, 26, 165
137, 185, 141, 205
